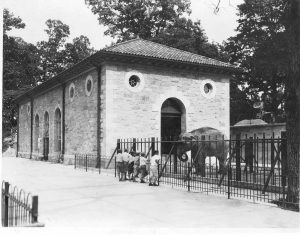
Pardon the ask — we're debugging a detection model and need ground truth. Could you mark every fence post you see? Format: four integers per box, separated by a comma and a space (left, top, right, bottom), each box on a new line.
157, 164, 160, 186
114, 156, 117, 178
99, 154, 101, 174
31, 196, 38, 223
271, 133, 275, 169
151, 137, 155, 155
228, 140, 231, 199
4, 182, 9, 227
188, 162, 190, 192
281, 131, 287, 187
236, 133, 241, 181
85, 154, 88, 172
74, 154, 76, 169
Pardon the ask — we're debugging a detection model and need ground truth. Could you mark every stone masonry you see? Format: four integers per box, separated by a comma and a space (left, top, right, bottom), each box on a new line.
103, 62, 230, 156
16, 39, 235, 164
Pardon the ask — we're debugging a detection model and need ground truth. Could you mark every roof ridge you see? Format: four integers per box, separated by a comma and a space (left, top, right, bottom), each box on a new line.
104, 38, 233, 67
138, 38, 232, 65
101, 38, 141, 51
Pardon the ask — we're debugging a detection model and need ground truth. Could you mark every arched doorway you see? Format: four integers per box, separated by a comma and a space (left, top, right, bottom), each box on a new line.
161, 97, 186, 154
34, 114, 39, 152
54, 108, 62, 153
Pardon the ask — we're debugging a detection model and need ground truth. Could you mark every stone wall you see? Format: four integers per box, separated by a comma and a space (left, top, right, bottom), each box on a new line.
64, 69, 98, 161
17, 68, 101, 164
17, 61, 231, 162
103, 62, 230, 156
32, 87, 63, 161
230, 123, 286, 139
18, 101, 31, 158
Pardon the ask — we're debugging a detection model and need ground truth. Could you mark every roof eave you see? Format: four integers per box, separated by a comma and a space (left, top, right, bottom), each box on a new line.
98, 50, 242, 74
13, 56, 98, 104
13, 50, 241, 104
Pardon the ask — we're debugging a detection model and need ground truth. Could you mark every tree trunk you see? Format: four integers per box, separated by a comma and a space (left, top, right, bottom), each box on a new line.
285, 0, 300, 208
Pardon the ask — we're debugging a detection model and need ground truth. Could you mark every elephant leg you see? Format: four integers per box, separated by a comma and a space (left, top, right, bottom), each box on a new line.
217, 156, 227, 175
199, 154, 206, 177
193, 157, 200, 175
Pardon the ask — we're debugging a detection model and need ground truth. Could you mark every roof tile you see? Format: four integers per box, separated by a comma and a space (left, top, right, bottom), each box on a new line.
101, 38, 237, 69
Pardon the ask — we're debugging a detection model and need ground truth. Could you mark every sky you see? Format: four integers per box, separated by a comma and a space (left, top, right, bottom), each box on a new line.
2, 0, 244, 50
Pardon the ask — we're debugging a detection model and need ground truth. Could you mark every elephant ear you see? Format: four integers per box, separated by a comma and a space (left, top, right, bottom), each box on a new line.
180, 132, 195, 141
179, 133, 186, 140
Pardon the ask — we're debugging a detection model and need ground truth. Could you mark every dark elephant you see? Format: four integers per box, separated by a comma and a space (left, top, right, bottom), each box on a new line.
176, 127, 229, 177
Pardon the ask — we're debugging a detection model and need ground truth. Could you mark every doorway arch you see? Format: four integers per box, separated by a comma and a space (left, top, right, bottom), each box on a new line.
54, 108, 62, 152
34, 114, 39, 152
161, 97, 186, 154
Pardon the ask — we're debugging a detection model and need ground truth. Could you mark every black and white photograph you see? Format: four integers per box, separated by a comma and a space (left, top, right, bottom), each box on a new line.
1, 0, 299, 234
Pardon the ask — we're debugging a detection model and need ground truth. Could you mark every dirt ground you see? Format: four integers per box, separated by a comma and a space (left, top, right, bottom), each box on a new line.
1, 156, 299, 235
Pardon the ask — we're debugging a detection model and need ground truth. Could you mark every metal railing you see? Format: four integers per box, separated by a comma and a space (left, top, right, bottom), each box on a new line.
112, 135, 299, 211
74, 154, 100, 173
1, 181, 44, 227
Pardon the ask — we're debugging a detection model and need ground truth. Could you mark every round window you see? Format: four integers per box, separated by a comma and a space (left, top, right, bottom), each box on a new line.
69, 83, 75, 101
85, 75, 93, 96
129, 75, 140, 87
86, 79, 92, 92
124, 72, 145, 93
201, 79, 216, 99
204, 83, 213, 94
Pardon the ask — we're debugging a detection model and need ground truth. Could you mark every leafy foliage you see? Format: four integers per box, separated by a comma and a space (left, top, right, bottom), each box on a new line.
37, 19, 95, 81
2, 9, 95, 135
3, 8, 25, 34
225, 0, 288, 123
151, 17, 229, 61
85, 0, 228, 61
3, 9, 41, 132
63, 35, 95, 68
85, 0, 191, 40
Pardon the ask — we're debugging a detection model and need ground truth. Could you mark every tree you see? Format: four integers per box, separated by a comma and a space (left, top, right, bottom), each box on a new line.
37, 19, 71, 80
3, 11, 95, 143
37, 19, 95, 81
224, 0, 299, 208
151, 17, 229, 61
63, 35, 95, 68
3, 8, 25, 34
283, 0, 300, 207
85, 0, 229, 59
3, 9, 41, 133
85, 0, 191, 41
225, 0, 288, 122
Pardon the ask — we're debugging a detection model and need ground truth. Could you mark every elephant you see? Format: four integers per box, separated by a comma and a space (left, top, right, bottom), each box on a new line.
176, 127, 229, 177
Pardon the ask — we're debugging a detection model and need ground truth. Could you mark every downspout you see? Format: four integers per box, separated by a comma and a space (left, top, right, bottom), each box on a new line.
97, 66, 102, 171
16, 104, 19, 157
30, 98, 33, 159
62, 83, 66, 157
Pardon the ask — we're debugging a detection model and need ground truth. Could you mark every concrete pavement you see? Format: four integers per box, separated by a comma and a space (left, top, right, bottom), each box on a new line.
1, 156, 299, 229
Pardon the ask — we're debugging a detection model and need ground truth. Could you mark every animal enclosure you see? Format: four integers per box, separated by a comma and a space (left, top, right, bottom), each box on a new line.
103, 135, 298, 211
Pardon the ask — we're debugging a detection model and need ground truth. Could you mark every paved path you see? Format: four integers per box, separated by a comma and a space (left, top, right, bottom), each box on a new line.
1, 157, 299, 229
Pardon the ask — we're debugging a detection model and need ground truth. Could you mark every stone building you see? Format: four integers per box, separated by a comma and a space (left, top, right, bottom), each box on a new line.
231, 119, 286, 138
15, 39, 238, 164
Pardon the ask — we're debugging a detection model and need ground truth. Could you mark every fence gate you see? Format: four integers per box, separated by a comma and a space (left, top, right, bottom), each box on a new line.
1, 181, 44, 227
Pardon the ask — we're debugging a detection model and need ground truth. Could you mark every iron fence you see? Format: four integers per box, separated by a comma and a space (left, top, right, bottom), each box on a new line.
110, 135, 299, 211
1, 181, 44, 227
74, 154, 99, 173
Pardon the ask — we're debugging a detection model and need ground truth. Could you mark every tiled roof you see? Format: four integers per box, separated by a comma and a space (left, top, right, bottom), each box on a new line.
101, 38, 237, 70
14, 39, 239, 103
234, 119, 268, 127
